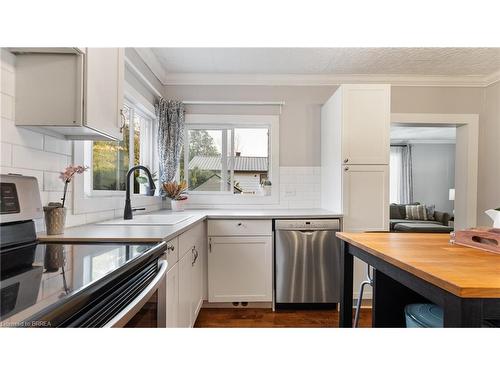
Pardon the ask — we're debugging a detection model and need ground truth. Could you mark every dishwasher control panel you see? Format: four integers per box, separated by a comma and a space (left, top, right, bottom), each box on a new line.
274, 219, 340, 231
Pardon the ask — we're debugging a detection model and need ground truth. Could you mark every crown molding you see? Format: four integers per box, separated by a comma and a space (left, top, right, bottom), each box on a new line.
133, 48, 168, 85
161, 73, 491, 87
134, 48, 498, 88
484, 69, 500, 87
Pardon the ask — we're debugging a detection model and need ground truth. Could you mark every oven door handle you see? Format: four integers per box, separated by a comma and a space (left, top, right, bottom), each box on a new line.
104, 259, 168, 328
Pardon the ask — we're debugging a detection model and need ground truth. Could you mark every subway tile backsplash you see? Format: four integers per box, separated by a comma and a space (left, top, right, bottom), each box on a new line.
1, 49, 162, 232
279, 166, 321, 209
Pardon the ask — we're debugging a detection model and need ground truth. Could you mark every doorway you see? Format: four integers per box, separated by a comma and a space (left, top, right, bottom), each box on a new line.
390, 113, 479, 230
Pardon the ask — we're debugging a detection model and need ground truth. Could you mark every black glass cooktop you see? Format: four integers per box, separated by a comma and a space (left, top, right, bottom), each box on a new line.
0, 242, 155, 326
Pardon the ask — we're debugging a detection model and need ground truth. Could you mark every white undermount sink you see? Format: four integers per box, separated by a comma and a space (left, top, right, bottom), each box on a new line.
96, 214, 193, 226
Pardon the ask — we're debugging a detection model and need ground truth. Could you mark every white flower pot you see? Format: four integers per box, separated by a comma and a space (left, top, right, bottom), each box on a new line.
171, 199, 187, 211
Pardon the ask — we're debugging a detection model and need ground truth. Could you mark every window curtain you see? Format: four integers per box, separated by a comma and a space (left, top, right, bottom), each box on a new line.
390, 145, 413, 204
155, 99, 185, 185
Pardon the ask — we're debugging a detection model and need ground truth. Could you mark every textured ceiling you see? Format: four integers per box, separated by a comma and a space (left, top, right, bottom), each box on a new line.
150, 48, 500, 76
391, 126, 456, 142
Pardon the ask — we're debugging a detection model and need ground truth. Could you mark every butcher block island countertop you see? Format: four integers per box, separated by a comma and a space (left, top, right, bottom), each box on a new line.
337, 232, 500, 298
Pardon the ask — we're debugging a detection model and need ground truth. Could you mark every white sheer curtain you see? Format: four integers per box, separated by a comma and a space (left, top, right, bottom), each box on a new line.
390, 145, 413, 204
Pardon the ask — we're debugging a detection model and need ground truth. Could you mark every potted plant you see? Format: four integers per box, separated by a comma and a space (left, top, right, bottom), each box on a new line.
163, 180, 188, 211
44, 165, 88, 235
261, 179, 272, 196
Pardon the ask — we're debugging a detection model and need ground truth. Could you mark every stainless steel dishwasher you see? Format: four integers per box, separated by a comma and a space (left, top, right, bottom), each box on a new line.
274, 219, 341, 309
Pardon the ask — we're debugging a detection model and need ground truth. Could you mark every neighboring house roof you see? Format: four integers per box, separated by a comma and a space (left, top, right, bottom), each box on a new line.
192, 173, 243, 193
188, 156, 268, 172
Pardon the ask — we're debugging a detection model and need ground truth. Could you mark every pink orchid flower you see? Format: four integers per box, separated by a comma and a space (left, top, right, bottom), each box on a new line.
58, 165, 89, 207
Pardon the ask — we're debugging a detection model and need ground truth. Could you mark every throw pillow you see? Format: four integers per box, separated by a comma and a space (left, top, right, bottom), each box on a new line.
426, 204, 436, 220
405, 205, 428, 221
390, 204, 403, 219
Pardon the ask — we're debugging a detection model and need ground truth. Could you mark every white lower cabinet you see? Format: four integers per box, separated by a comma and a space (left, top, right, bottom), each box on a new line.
178, 250, 193, 327
165, 263, 179, 328
342, 164, 389, 232
208, 236, 272, 303
168, 221, 207, 328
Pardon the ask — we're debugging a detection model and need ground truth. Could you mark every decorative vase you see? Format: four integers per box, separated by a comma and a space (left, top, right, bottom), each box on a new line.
43, 206, 67, 235
44, 244, 65, 272
171, 199, 187, 212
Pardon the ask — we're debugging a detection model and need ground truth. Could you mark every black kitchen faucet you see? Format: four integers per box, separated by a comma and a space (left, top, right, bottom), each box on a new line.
123, 165, 156, 220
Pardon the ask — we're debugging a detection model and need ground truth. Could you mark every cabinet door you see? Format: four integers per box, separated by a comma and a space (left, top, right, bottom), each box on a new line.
84, 48, 124, 140
341, 84, 390, 165
178, 251, 192, 328
342, 165, 389, 232
208, 236, 272, 303
165, 263, 179, 328
193, 223, 207, 318
191, 244, 203, 320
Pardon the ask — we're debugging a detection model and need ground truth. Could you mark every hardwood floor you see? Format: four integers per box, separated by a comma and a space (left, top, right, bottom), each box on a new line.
194, 308, 372, 328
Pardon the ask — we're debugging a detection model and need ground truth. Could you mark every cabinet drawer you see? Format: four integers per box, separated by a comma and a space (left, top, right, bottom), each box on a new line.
164, 237, 179, 271
179, 221, 205, 258
208, 220, 272, 236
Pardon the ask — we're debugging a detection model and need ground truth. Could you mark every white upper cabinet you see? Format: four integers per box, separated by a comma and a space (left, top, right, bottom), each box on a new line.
14, 48, 124, 141
340, 84, 390, 165
84, 48, 124, 140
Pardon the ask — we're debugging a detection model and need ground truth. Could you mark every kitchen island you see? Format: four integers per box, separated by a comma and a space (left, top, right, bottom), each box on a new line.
337, 232, 500, 328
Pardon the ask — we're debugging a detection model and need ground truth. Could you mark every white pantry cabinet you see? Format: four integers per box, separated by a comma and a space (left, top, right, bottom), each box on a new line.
14, 48, 124, 141
321, 84, 391, 301
208, 233, 272, 303
340, 84, 391, 165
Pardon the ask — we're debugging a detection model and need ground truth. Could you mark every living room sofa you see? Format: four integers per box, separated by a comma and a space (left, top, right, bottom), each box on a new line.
390, 203, 453, 233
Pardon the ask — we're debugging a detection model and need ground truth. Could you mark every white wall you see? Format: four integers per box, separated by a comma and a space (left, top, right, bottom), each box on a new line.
391, 85, 495, 225
411, 143, 455, 213
165, 84, 498, 216
0, 48, 162, 232
478, 81, 500, 225
164, 85, 338, 167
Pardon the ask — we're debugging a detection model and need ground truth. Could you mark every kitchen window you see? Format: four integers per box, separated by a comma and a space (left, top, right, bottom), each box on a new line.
180, 114, 279, 205
89, 101, 155, 195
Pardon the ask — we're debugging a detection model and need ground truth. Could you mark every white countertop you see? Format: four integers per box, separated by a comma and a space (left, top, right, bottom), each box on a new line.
38, 209, 342, 243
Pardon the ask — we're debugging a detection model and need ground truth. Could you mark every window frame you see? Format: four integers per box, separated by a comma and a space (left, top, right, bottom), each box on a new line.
85, 99, 154, 196
73, 82, 161, 214
182, 114, 280, 206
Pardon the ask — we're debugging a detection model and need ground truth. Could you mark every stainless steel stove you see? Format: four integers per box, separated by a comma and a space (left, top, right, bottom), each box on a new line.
0, 174, 168, 328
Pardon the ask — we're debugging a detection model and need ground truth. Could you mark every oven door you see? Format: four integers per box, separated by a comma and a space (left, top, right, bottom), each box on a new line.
104, 259, 167, 328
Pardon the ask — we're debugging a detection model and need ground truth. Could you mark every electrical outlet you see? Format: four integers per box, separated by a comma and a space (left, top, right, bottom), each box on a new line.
284, 189, 296, 197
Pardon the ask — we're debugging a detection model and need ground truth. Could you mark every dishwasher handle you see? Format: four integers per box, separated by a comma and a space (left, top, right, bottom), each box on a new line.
275, 219, 340, 231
